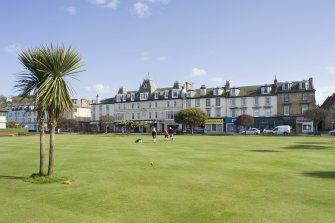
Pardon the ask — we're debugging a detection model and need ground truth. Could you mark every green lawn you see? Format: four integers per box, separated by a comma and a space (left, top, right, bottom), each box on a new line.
0, 134, 335, 223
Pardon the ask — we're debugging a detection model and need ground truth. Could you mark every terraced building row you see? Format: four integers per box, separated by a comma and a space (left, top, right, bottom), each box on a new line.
91, 77, 316, 133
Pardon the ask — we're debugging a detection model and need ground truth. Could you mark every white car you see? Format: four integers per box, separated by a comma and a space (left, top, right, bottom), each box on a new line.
241, 128, 260, 135
329, 130, 335, 136
262, 128, 273, 134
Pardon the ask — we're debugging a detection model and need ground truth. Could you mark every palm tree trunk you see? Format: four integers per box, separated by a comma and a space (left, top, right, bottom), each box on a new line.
48, 120, 56, 176
38, 109, 46, 176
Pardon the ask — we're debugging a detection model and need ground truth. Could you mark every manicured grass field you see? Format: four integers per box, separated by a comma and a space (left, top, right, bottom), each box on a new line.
0, 134, 335, 223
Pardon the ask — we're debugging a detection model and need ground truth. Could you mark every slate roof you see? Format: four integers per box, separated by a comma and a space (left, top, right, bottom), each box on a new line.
321, 93, 335, 109
93, 77, 316, 104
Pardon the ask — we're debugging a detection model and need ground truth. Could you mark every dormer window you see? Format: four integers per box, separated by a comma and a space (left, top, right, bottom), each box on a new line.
200, 86, 207, 96
164, 90, 169, 99
186, 90, 194, 98
154, 92, 159, 99
283, 82, 291, 91
122, 94, 126, 102
116, 94, 122, 102
261, 86, 271, 94
140, 92, 149, 100
230, 88, 240, 96
213, 88, 223, 96
172, 90, 179, 98
299, 81, 309, 90
131, 93, 135, 101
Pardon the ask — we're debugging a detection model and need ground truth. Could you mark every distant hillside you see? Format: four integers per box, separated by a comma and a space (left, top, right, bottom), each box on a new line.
0, 95, 35, 106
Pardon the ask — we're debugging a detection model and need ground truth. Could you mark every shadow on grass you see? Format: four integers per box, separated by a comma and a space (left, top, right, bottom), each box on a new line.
0, 175, 26, 180
295, 141, 329, 145
302, 171, 335, 179
250, 150, 282, 152
284, 144, 330, 150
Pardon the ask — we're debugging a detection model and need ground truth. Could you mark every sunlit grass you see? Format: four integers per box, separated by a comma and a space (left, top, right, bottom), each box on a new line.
0, 134, 334, 223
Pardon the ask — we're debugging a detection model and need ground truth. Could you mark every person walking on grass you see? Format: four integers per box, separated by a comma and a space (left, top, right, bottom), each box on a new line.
168, 127, 174, 140
163, 129, 169, 141
152, 127, 157, 143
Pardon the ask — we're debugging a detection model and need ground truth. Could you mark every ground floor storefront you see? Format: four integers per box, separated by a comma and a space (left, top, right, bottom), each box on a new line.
205, 118, 224, 133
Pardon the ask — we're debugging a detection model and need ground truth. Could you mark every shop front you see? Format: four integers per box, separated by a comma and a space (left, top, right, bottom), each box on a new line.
225, 117, 237, 133
296, 116, 313, 133
205, 118, 224, 133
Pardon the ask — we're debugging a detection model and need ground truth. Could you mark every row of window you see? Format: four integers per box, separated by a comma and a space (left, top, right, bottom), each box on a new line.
283, 93, 309, 102
93, 101, 180, 112
116, 90, 180, 102
94, 111, 177, 121
93, 103, 309, 121
185, 97, 273, 108
282, 81, 309, 91
115, 82, 309, 102
283, 104, 309, 116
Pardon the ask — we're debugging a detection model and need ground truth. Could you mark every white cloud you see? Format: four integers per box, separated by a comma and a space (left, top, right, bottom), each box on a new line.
209, 77, 224, 83
106, 0, 119, 9
89, 0, 119, 9
66, 6, 77, 15
89, 0, 107, 5
86, 84, 114, 95
133, 2, 151, 18
191, 68, 207, 77
316, 82, 335, 105
325, 66, 335, 74
147, 0, 169, 4
4, 43, 23, 55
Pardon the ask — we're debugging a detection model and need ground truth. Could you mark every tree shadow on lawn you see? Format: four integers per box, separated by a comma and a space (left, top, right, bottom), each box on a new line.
302, 171, 335, 180
295, 141, 329, 145
284, 144, 331, 150
250, 149, 282, 152
0, 175, 26, 180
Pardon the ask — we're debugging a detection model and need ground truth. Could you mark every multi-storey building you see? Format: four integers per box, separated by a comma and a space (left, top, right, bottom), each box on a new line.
321, 93, 335, 130
91, 77, 316, 134
91, 79, 184, 132
6, 105, 29, 127
184, 81, 278, 132
276, 78, 316, 133
0, 108, 7, 129
6, 98, 91, 132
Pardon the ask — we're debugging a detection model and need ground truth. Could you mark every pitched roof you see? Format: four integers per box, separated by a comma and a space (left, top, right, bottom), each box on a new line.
321, 93, 335, 109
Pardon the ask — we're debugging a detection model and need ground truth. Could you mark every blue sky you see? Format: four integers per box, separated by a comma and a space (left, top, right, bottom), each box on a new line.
1, 0, 335, 104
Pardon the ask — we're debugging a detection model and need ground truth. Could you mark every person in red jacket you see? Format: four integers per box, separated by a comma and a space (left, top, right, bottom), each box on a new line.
163, 129, 169, 140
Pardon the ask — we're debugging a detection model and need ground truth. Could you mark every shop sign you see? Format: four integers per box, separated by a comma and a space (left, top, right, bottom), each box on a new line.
206, 118, 224, 124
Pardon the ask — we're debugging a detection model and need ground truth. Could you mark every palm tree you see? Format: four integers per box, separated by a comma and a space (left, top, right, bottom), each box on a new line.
15, 48, 49, 176
36, 44, 84, 175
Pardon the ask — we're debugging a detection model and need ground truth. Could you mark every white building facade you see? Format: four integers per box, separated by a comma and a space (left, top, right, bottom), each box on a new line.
90, 77, 315, 134
0, 109, 7, 129
6, 98, 91, 132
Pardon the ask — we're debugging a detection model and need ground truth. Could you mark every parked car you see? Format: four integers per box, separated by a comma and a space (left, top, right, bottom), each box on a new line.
262, 128, 273, 134
241, 128, 260, 135
329, 130, 335, 136
183, 128, 192, 134
174, 129, 183, 135
194, 128, 206, 134
271, 125, 291, 135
